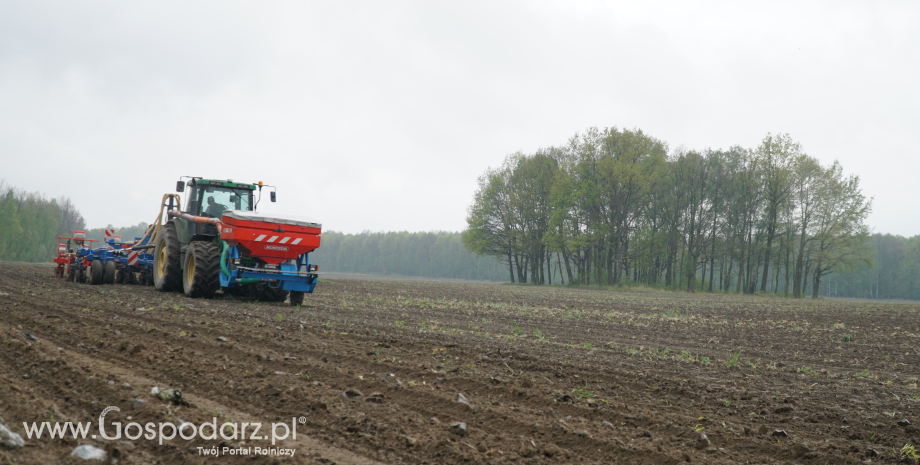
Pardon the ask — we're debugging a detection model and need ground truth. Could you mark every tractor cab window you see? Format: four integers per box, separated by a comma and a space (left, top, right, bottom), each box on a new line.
198, 187, 253, 218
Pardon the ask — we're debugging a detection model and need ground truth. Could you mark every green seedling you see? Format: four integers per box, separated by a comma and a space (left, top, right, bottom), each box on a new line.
572, 385, 596, 399
725, 348, 743, 368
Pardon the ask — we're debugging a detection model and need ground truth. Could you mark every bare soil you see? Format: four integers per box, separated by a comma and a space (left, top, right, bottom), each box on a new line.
1, 262, 920, 464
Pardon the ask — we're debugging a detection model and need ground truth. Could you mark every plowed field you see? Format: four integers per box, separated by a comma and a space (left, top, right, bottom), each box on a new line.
1, 262, 920, 464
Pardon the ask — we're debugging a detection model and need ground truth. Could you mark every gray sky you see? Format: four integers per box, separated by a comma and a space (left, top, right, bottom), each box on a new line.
2, 1, 918, 236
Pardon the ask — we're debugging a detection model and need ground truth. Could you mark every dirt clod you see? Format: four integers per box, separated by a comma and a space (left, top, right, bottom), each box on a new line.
518, 443, 538, 457
792, 442, 810, 458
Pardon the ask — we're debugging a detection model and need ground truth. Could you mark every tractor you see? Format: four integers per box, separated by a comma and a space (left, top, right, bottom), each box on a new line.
149, 177, 320, 305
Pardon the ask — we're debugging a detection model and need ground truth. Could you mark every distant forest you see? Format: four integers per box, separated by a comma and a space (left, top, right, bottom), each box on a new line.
312, 231, 507, 281
0, 180, 84, 262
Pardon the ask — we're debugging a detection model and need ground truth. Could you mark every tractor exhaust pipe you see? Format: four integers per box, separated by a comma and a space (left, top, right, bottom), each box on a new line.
166, 210, 221, 225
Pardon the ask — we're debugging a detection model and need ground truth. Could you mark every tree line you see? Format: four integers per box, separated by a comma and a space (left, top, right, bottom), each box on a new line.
7, 172, 915, 301
0, 180, 85, 262
463, 128, 873, 298
312, 231, 507, 281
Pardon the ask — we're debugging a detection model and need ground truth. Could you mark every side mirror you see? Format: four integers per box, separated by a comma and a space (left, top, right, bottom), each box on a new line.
176, 181, 185, 192
270, 191, 276, 202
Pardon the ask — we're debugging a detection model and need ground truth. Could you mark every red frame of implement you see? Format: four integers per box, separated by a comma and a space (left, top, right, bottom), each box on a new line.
54, 234, 99, 278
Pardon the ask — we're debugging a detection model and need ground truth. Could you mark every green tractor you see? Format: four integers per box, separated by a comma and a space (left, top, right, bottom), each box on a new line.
151, 177, 321, 304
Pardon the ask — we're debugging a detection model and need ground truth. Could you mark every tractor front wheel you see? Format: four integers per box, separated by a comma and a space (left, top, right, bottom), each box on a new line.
154, 220, 182, 292
104, 261, 116, 284
90, 260, 104, 285
183, 242, 221, 298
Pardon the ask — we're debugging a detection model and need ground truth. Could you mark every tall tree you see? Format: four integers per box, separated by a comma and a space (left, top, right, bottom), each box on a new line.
754, 133, 800, 292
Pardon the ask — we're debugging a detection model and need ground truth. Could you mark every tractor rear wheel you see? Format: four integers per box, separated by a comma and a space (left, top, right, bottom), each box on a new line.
183, 241, 221, 298
154, 220, 182, 291
289, 291, 305, 306
104, 261, 116, 284
90, 260, 104, 285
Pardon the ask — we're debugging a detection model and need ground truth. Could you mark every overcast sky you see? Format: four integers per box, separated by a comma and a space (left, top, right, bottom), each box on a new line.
1, 1, 918, 236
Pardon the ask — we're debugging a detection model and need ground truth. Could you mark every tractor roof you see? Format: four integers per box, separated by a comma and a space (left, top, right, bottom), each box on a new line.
193, 179, 257, 190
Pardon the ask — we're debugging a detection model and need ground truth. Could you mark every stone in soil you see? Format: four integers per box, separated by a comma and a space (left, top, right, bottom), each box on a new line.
217, 336, 229, 342
553, 392, 574, 403
70, 444, 106, 460
156, 388, 184, 404
450, 421, 467, 436
771, 430, 788, 438
695, 433, 710, 449
0, 421, 25, 449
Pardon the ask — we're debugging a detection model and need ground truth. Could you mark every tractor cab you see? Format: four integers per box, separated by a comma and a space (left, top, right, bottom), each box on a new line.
181, 178, 256, 217
176, 178, 257, 239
